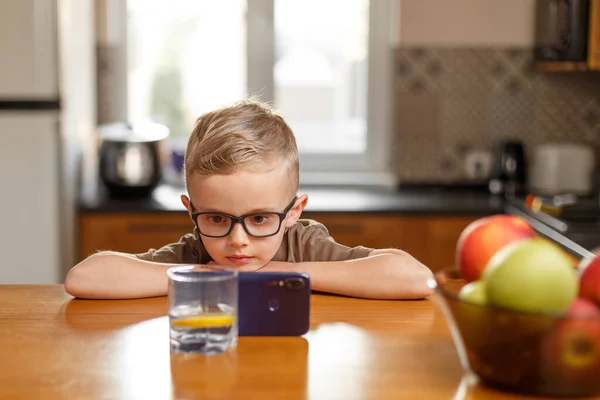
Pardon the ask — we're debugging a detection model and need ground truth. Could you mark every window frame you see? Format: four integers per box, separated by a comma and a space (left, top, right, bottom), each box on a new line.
248, 0, 397, 186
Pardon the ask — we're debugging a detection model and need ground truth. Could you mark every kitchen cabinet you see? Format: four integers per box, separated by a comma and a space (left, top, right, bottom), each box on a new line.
589, 0, 600, 70
303, 213, 479, 272
79, 213, 194, 260
535, 0, 600, 72
79, 212, 481, 272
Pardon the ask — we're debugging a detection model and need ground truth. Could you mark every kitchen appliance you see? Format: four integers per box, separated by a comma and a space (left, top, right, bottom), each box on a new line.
99, 121, 170, 198
529, 142, 596, 196
534, 0, 590, 62
488, 140, 527, 197
0, 1, 95, 284
464, 150, 493, 180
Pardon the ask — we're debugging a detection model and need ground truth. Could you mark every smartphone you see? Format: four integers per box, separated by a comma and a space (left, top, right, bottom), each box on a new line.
238, 272, 311, 336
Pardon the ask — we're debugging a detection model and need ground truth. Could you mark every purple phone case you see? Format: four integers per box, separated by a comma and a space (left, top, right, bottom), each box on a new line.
238, 272, 311, 336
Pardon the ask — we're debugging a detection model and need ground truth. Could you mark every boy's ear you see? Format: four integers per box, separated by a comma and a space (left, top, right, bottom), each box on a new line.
285, 194, 308, 228
181, 194, 193, 216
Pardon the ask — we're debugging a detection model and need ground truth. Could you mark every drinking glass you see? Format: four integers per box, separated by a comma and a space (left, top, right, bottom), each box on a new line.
167, 265, 238, 355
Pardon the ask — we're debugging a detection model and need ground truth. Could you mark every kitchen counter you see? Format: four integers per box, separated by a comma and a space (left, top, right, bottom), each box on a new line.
79, 182, 506, 215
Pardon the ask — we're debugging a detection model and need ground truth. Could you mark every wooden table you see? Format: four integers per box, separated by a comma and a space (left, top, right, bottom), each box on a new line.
0, 286, 597, 400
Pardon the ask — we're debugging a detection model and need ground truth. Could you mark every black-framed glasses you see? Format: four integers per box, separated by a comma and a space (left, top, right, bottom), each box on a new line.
189, 197, 298, 238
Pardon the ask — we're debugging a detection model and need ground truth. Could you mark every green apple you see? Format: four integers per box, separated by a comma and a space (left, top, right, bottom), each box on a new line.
483, 237, 578, 314
458, 280, 487, 306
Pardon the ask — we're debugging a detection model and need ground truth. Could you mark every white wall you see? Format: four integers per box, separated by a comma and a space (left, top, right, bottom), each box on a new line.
58, 0, 97, 280
399, 0, 536, 47
96, 0, 128, 123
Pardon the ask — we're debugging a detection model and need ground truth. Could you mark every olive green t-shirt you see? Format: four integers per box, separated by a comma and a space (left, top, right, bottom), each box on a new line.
135, 219, 373, 264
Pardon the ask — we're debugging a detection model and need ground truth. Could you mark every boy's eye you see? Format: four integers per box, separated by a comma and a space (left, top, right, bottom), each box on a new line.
248, 214, 272, 224
207, 215, 226, 224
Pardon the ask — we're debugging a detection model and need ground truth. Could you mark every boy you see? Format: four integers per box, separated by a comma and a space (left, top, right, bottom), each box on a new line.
65, 101, 433, 300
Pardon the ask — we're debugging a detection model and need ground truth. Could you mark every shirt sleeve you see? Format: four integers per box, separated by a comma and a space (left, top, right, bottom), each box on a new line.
134, 233, 208, 264
280, 220, 373, 262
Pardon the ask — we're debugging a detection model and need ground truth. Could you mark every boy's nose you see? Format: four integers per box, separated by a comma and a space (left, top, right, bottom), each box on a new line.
227, 222, 250, 247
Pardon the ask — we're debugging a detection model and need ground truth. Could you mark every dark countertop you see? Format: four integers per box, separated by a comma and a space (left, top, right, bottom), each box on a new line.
79, 182, 506, 215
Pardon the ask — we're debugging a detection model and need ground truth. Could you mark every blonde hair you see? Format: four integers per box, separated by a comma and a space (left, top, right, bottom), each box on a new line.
184, 100, 299, 190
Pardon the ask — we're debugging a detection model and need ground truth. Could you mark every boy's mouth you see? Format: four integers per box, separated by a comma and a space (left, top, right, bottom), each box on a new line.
227, 255, 253, 265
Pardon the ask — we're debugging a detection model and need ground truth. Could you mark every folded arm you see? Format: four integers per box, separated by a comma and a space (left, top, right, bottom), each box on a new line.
259, 248, 434, 300
64, 251, 173, 299
65, 249, 433, 301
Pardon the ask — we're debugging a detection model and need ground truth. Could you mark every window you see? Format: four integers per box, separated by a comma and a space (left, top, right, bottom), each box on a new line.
273, 0, 368, 154
127, 0, 247, 138
127, 0, 395, 185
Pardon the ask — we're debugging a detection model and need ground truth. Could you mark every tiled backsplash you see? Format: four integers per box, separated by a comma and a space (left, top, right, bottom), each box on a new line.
392, 48, 600, 182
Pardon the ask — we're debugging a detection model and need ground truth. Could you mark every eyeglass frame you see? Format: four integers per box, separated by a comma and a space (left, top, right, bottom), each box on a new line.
188, 196, 298, 238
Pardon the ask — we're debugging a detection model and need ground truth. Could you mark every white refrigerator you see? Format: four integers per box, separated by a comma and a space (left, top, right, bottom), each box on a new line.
0, 0, 96, 283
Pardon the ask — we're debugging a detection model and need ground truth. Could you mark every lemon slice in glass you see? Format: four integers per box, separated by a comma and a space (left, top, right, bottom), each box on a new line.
171, 313, 236, 329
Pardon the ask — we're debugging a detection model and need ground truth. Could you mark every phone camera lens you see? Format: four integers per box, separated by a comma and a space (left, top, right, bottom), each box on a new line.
268, 299, 279, 311
285, 278, 305, 290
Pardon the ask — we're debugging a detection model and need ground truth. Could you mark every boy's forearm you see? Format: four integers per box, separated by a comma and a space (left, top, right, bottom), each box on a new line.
65, 252, 174, 299
260, 251, 434, 300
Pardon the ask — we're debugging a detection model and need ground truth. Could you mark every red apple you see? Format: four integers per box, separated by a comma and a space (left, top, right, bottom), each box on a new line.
542, 300, 600, 385
569, 297, 600, 317
456, 214, 537, 282
579, 255, 600, 306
